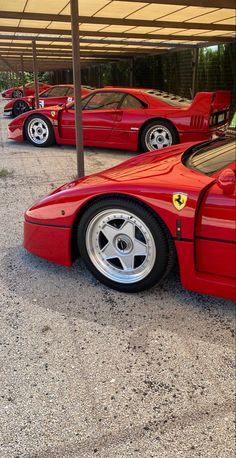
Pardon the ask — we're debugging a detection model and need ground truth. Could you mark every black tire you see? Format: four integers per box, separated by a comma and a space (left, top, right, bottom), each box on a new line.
24, 115, 55, 147
140, 119, 179, 152
12, 100, 30, 117
78, 196, 173, 293
12, 90, 23, 98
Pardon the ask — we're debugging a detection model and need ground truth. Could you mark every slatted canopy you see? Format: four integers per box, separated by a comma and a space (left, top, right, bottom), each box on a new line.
0, 0, 235, 71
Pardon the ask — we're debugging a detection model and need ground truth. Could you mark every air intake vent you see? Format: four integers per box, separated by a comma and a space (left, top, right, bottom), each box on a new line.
190, 115, 204, 129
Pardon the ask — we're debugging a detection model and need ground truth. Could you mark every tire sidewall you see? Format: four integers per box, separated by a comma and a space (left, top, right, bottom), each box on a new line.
13, 101, 29, 117
24, 115, 55, 147
78, 197, 168, 292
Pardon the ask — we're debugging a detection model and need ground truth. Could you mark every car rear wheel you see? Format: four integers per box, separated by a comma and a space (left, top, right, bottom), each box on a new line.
141, 120, 178, 152
12, 100, 30, 117
78, 197, 170, 292
25, 115, 55, 147
12, 90, 23, 98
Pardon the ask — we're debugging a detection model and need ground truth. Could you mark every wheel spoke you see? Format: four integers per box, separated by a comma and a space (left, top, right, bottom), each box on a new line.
101, 223, 119, 243
151, 131, 159, 147
101, 242, 117, 259
133, 238, 147, 256
119, 253, 135, 271
120, 220, 134, 238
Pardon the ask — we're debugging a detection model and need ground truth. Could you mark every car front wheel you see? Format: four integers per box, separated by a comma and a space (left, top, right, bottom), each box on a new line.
12, 100, 30, 117
25, 115, 55, 147
78, 197, 171, 292
141, 120, 178, 152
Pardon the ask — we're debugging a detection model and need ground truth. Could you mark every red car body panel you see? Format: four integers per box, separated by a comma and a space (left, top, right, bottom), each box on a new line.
23, 140, 236, 301
4, 85, 92, 116
8, 88, 231, 151
2, 82, 51, 98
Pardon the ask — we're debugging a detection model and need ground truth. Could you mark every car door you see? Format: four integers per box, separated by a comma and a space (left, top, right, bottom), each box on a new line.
111, 93, 148, 147
59, 91, 124, 145
195, 165, 236, 279
82, 91, 125, 145
38, 86, 70, 108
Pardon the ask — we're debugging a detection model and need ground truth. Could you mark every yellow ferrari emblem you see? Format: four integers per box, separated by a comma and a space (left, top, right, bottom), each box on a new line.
172, 193, 188, 211
51, 111, 56, 117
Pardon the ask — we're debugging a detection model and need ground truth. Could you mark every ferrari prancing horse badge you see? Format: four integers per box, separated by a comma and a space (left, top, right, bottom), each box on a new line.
172, 193, 188, 211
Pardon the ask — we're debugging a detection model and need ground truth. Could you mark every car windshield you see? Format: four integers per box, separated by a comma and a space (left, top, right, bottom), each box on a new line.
182, 140, 236, 175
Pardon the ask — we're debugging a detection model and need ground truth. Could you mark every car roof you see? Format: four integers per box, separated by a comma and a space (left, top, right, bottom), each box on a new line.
94, 86, 191, 107
46, 84, 74, 88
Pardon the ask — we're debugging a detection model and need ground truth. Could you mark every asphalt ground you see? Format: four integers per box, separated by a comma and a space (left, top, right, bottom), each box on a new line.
0, 97, 235, 458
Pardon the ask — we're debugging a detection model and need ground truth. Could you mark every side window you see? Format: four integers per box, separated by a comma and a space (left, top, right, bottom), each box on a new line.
83, 92, 124, 110
120, 94, 145, 109
67, 87, 74, 96
44, 87, 69, 97
40, 89, 51, 98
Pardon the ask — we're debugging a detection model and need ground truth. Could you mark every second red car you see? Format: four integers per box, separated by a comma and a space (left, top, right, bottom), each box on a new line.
8, 87, 231, 151
4, 84, 93, 117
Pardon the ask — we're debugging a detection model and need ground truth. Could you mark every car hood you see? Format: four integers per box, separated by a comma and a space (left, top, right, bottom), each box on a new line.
55, 141, 211, 194
8, 104, 62, 125
25, 141, 214, 234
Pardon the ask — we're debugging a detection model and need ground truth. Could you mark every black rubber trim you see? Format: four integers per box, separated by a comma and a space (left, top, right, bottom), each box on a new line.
25, 219, 72, 229
196, 235, 236, 245
173, 237, 193, 242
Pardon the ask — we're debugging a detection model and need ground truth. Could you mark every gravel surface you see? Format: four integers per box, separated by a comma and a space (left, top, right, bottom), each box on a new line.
0, 98, 235, 458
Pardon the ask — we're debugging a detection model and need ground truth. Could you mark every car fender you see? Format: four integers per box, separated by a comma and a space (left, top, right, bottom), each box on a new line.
25, 163, 213, 242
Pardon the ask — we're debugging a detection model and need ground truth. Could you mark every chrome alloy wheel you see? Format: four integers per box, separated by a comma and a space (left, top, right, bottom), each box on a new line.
85, 209, 156, 284
27, 118, 49, 145
145, 125, 172, 150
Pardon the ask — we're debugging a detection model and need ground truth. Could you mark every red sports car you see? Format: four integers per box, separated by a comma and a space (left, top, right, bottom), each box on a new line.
4, 84, 93, 117
2, 81, 51, 99
24, 138, 236, 300
8, 88, 231, 151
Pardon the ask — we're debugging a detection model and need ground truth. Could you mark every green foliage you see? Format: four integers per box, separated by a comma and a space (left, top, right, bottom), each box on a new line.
198, 44, 236, 119
0, 70, 51, 92
0, 168, 12, 178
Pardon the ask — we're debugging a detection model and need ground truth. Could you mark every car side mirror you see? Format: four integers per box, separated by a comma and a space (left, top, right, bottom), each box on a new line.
216, 168, 235, 195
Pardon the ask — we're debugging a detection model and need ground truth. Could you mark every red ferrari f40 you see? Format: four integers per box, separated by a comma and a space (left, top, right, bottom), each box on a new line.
8, 87, 231, 152
24, 138, 236, 301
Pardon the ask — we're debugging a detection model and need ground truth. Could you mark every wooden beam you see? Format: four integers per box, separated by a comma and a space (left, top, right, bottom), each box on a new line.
0, 27, 234, 44
32, 40, 39, 108
0, 11, 234, 31
0, 46, 169, 54
0, 35, 234, 50
70, 0, 84, 178
115, 0, 235, 8
20, 54, 26, 95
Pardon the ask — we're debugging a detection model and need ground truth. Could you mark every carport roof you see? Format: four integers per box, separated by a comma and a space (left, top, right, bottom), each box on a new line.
0, 0, 235, 71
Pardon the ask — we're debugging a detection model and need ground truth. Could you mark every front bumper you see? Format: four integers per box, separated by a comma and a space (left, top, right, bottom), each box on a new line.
24, 220, 72, 267
4, 109, 12, 116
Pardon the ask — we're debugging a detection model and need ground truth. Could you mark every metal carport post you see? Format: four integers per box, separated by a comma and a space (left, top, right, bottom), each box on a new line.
70, 0, 85, 178
32, 40, 39, 108
20, 54, 26, 96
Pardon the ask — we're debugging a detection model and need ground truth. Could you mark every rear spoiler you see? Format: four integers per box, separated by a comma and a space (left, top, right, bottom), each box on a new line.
189, 90, 231, 115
